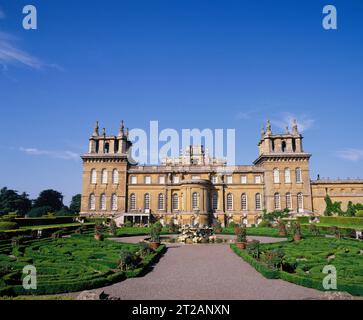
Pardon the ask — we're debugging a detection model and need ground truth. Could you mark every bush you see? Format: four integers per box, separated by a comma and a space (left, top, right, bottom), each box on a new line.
356, 210, 363, 218
26, 206, 53, 218
235, 225, 247, 243
118, 249, 136, 271
258, 220, 270, 228
109, 220, 117, 236
0, 222, 18, 231
247, 240, 260, 259
212, 220, 222, 233
124, 220, 133, 227
150, 222, 162, 243
228, 221, 236, 228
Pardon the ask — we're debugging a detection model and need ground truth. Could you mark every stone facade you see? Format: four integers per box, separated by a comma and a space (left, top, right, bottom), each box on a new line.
80, 120, 363, 226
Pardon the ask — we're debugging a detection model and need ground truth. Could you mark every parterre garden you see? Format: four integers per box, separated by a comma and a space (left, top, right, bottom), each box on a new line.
0, 233, 165, 296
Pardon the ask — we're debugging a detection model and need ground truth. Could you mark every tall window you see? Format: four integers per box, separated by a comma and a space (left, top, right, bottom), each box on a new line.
241, 176, 247, 184
273, 168, 280, 184
172, 193, 179, 211
254, 175, 262, 184
192, 192, 199, 210
173, 176, 180, 184
144, 193, 150, 210
284, 168, 291, 183
226, 176, 233, 184
255, 193, 262, 210
144, 176, 151, 184
158, 193, 164, 210
101, 169, 108, 184
241, 193, 247, 211
89, 194, 95, 210
274, 193, 281, 210
90, 169, 97, 184
227, 193, 233, 211
100, 193, 106, 210
130, 193, 136, 210
112, 169, 119, 184
130, 176, 137, 184
212, 192, 218, 211
296, 168, 302, 183
297, 193, 304, 212
158, 176, 165, 184
286, 192, 292, 210
111, 193, 117, 211
211, 176, 218, 184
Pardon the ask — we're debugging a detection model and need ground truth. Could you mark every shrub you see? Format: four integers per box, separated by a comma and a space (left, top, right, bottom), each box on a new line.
247, 240, 260, 259
26, 206, 53, 218
109, 220, 117, 236
235, 225, 247, 243
262, 248, 285, 270
228, 221, 236, 229
212, 220, 222, 233
138, 242, 151, 258
0, 222, 18, 231
118, 249, 135, 271
356, 210, 363, 218
291, 222, 301, 237
278, 220, 287, 236
167, 220, 179, 233
124, 220, 133, 227
150, 222, 162, 243
258, 220, 270, 228
309, 224, 320, 236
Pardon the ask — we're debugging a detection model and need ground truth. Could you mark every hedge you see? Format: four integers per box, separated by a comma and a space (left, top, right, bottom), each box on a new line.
318, 216, 363, 227
0, 222, 19, 231
14, 217, 75, 227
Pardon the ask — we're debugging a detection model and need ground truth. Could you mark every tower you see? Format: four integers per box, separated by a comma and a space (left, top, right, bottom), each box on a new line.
254, 120, 312, 214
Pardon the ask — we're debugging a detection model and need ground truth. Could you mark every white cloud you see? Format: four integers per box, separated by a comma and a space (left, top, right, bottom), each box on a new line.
336, 149, 363, 162
271, 112, 315, 133
20, 147, 80, 161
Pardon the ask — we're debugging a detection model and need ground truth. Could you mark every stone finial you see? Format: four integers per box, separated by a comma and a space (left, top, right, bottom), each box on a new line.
266, 120, 272, 135
125, 127, 129, 138
261, 126, 265, 138
285, 126, 290, 134
118, 120, 125, 137
102, 128, 106, 137
92, 121, 99, 137
292, 119, 299, 135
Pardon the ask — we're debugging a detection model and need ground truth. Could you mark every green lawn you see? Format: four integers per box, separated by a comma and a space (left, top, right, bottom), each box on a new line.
0, 234, 165, 296
231, 237, 363, 296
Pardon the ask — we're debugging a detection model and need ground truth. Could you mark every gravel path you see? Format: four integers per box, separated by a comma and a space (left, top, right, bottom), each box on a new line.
91, 236, 325, 300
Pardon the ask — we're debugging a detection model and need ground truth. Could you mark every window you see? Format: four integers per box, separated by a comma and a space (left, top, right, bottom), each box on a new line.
89, 194, 95, 210
212, 192, 218, 211
254, 175, 261, 184
111, 193, 117, 211
273, 168, 280, 184
227, 193, 233, 211
282, 141, 286, 152
192, 192, 199, 210
296, 168, 302, 183
172, 193, 179, 211
173, 176, 180, 184
159, 176, 165, 184
297, 193, 304, 212
284, 168, 291, 184
241, 193, 247, 211
101, 169, 108, 184
241, 176, 247, 184
158, 193, 164, 210
144, 193, 150, 210
274, 193, 281, 210
226, 176, 233, 184
192, 175, 200, 180
130, 176, 137, 184
144, 176, 151, 184
211, 176, 218, 184
100, 193, 106, 210
130, 193, 136, 210
90, 169, 97, 184
112, 169, 119, 184
286, 193, 292, 210
255, 193, 262, 210
104, 142, 110, 154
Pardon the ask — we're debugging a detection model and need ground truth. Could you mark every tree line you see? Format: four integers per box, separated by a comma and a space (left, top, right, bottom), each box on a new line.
0, 187, 81, 217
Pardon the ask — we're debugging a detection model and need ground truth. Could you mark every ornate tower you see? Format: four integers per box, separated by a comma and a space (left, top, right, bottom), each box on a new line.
254, 120, 312, 215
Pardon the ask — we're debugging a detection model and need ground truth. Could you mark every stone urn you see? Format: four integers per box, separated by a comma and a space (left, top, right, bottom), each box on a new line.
94, 233, 103, 241
293, 234, 301, 241
236, 242, 247, 250
149, 242, 160, 250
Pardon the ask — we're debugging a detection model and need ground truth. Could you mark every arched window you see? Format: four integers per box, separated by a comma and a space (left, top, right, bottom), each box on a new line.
212, 192, 218, 211
286, 192, 292, 210
101, 169, 108, 184
227, 193, 233, 211
158, 193, 164, 210
130, 193, 136, 210
89, 194, 95, 210
111, 193, 118, 211
192, 192, 199, 210
297, 193, 304, 212
241, 193, 247, 211
274, 193, 281, 210
112, 169, 119, 184
100, 193, 106, 210
273, 168, 280, 184
172, 193, 179, 211
144, 193, 150, 210
90, 169, 97, 184
296, 167, 302, 183
284, 168, 291, 184
104, 142, 110, 153
282, 141, 286, 152
255, 193, 262, 210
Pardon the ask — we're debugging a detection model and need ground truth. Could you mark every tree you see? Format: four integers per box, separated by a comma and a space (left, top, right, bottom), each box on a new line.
27, 206, 53, 217
69, 194, 81, 214
324, 195, 342, 216
0, 187, 32, 217
33, 189, 63, 211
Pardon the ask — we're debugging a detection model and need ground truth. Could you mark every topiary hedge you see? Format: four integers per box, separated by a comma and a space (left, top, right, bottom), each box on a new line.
0, 222, 19, 231
319, 216, 363, 227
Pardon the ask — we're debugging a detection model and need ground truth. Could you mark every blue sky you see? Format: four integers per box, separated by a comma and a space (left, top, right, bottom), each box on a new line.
0, 0, 362, 204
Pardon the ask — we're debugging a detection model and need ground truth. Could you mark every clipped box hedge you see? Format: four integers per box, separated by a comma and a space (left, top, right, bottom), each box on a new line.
15, 217, 75, 227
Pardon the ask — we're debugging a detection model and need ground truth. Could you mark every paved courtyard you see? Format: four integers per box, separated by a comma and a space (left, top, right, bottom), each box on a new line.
90, 236, 325, 300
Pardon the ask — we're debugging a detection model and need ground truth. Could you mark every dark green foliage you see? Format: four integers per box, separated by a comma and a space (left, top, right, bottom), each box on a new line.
26, 206, 53, 218
69, 194, 81, 214
54, 206, 74, 217
309, 224, 320, 236
33, 190, 64, 212
228, 221, 236, 228
324, 195, 343, 216
246, 240, 260, 259
235, 225, 247, 242
109, 220, 117, 236
0, 188, 31, 217
278, 220, 287, 235
150, 222, 162, 243
291, 222, 301, 236
263, 209, 290, 222
118, 249, 135, 271
0, 222, 18, 231
124, 220, 133, 227
356, 210, 363, 218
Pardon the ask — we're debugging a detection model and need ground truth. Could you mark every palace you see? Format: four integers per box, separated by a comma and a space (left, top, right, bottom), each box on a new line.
80, 120, 363, 226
